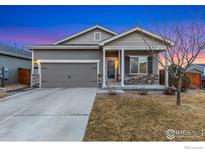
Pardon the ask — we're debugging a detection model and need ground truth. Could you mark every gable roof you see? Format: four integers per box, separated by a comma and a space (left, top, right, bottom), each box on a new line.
99, 26, 175, 46
189, 68, 203, 73
187, 64, 205, 74
0, 43, 31, 60
193, 64, 205, 68
53, 25, 117, 45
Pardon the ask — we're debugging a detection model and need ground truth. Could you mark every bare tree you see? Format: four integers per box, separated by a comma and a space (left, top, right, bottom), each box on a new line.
143, 22, 205, 105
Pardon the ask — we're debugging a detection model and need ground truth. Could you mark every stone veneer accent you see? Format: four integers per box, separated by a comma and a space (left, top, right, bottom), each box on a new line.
124, 74, 159, 85
32, 73, 40, 88
97, 74, 159, 86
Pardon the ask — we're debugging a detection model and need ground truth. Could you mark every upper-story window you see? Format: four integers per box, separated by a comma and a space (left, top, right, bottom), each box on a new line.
94, 32, 101, 41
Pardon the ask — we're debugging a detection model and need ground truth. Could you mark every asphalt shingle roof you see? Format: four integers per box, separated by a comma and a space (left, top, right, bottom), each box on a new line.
0, 43, 31, 59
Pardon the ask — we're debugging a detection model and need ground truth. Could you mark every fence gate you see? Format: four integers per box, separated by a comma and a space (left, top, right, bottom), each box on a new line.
18, 68, 31, 85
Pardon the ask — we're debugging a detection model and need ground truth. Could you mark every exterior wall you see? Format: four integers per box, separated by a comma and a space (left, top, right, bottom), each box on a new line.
34, 49, 159, 79
0, 54, 31, 84
33, 49, 160, 86
105, 31, 166, 50
60, 28, 114, 45
34, 49, 100, 59
34, 49, 104, 74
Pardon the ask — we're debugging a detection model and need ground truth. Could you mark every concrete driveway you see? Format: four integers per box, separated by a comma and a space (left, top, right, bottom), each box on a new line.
0, 88, 96, 141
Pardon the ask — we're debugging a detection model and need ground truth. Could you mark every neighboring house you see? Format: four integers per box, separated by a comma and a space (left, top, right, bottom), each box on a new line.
187, 64, 205, 88
28, 25, 173, 88
0, 43, 32, 84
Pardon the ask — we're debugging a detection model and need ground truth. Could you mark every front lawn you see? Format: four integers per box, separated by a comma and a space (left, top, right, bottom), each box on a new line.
84, 90, 205, 141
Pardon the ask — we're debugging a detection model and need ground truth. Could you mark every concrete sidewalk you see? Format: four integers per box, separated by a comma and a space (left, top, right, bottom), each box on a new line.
0, 83, 28, 92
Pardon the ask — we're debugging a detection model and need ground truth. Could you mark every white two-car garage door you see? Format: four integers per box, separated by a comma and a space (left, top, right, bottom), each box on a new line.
41, 63, 97, 88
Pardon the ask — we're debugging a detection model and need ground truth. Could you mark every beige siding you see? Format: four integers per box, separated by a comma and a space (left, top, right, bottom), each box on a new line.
34, 49, 101, 60
61, 28, 114, 45
34, 49, 104, 74
105, 31, 166, 50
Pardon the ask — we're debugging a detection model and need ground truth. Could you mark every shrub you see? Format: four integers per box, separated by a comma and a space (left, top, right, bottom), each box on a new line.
108, 91, 117, 95
108, 88, 117, 95
181, 76, 191, 91
163, 87, 176, 95
160, 64, 191, 91
138, 90, 148, 95
171, 76, 191, 92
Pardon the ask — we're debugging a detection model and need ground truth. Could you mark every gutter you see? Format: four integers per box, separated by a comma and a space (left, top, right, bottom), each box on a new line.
27, 45, 100, 50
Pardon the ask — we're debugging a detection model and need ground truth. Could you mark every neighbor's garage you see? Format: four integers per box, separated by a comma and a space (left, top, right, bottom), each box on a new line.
41, 63, 97, 88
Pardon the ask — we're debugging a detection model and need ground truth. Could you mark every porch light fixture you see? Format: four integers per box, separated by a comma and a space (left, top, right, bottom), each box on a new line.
33, 59, 40, 65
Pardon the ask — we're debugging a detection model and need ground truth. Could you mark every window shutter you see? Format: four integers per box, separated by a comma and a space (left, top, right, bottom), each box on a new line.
125, 56, 130, 74
148, 56, 153, 74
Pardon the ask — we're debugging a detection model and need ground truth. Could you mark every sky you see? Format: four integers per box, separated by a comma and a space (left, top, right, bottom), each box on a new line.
0, 5, 205, 63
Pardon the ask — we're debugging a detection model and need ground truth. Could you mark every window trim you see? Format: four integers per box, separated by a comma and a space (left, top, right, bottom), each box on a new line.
94, 32, 101, 41
129, 55, 148, 74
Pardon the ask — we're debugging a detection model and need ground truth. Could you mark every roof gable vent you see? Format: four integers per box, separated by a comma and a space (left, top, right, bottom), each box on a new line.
94, 32, 101, 41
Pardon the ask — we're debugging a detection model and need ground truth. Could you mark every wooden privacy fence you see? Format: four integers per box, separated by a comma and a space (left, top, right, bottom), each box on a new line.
159, 70, 164, 85
18, 68, 31, 85
186, 72, 202, 89
159, 70, 202, 89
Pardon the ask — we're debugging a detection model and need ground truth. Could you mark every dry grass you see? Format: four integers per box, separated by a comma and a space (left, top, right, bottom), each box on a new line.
84, 90, 205, 141
0, 91, 9, 98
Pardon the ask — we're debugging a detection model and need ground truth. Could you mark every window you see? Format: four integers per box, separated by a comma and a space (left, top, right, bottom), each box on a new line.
130, 56, 148, 74
130, 57, 139, 73
94, 32, 101, 41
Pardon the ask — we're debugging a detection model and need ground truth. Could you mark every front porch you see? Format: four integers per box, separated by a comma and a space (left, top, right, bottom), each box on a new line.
100, 48, 169, 90
105, 81, 165, 90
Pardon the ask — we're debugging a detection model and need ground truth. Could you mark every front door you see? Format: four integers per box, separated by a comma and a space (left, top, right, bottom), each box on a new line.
107, 60, 115, 79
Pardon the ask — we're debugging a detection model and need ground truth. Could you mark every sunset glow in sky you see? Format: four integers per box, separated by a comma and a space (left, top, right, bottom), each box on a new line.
0, 5, 204, 63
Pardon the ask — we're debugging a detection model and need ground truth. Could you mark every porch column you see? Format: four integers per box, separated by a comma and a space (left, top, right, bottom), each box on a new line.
121, 49, 125, 87
102, 48, 106, 88
165, 50, 169, 88
118, 50, 121, 75
156, 53, 159, 75
30, 50, 34, 87
37, 61, 41, 88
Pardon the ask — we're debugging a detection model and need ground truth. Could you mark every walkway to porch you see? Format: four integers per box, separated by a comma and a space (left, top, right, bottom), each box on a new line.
105, 81, 165, 91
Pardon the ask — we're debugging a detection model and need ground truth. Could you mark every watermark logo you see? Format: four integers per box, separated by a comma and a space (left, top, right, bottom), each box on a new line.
166, 129, 176, 139
165, 129, 204, 140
